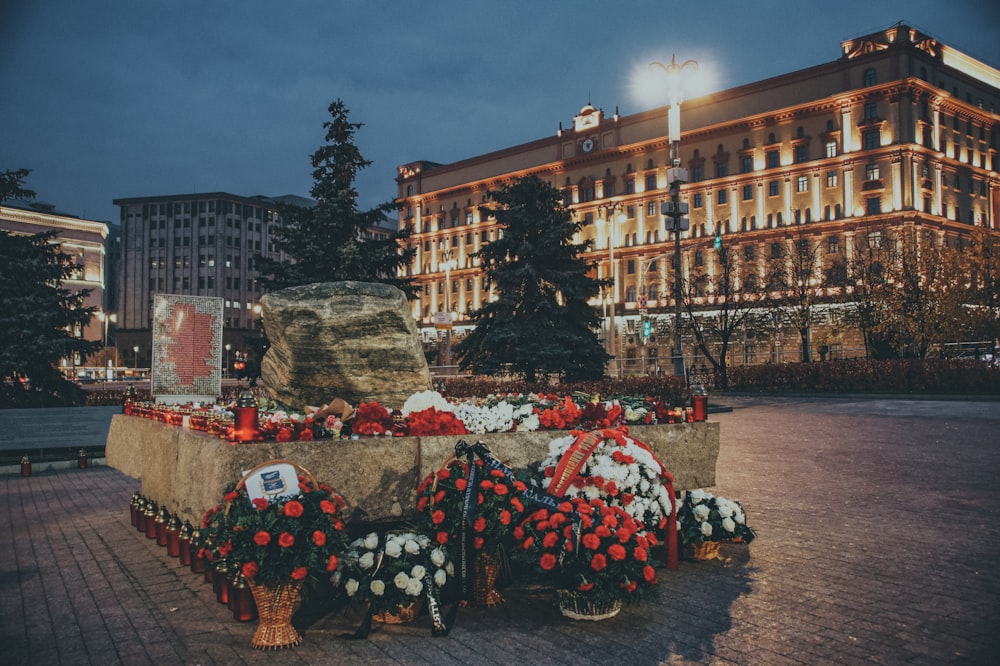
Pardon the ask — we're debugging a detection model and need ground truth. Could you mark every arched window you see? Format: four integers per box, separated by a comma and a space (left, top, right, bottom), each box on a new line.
767, 213, 774, 228
777, 212, 784, 226
626, 285, 637, 302
750, 215, 756, 230
648, 283, 658, 300
824, 205, 831, 220
835, 203, 842, 219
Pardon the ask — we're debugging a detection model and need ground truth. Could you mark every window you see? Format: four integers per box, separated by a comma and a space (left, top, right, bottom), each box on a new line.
717, 190, 728, 205
863, 68, 877, 87
715, 162, 728, 178
691, 166, 703, 182
645, 174, 657, 191
694, 251, 704, 267
862, 129, 880, 150
825, 141, 837, 158
771, 243, 783, 259
768, 181, 780, 196
693, 193, 704, 208
796, 175, 809, 192
625, 179, 635, 194
742, 184, 753, 200
863, 101, 878, 120
743, 245, 756, 260
766, 151, 780, 169
647, 201, 657, 216
826, 171, 839, 187
794, 145, 808, 163
626, 259, 635, 275
866, 197, 882, 215
865, 163, 880, 181
741, 155, 753, 173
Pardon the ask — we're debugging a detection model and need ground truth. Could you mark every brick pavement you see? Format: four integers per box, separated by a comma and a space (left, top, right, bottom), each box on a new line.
1, 396, 998, 665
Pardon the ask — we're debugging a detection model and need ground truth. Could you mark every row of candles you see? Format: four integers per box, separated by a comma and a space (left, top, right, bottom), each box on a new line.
129, 492, 257, 622
124, 389, 266, 443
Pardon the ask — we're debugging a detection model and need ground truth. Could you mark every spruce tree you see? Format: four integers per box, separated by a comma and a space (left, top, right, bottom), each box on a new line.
257, 100, 416, 297
455, 175, 610, 381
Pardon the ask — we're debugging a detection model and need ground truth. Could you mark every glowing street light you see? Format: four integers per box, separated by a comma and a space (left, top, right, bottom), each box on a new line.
96, 311, 117, 361
598, 202, 626, 374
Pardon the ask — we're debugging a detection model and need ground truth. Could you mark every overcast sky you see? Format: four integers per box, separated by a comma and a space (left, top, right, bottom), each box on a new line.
2, 1, 998, 225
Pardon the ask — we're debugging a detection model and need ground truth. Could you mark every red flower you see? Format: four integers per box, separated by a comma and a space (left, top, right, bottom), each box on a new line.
253, 531, 271, 546
417, 496, 428, 512
435, 531, 449, 545
223, 491, 239, 502
513, 526, 525, 541
278, 532, 295, 548
595, 525, 611, 538
217, 541, 233, 557
521, 536, 534, 550
291, 566, 308, 580
241, 562, 258, 579
298, 428, 314, 441
431, 509, 446, 525
621, 580, 637, 593
479, 479, 494, 491
455, 478, 468, 491
543, 532, 559, 548
312, 530, 327, 546
473, 517, 487, 533
326, 554, 339, 572
643, 565, 657, 583
543, 466, 555, 478
608, 544, 627, 561
283, 500, 304, 518
473, 537, 484, 550
275, 427, 293, 442
582, 533, 601, 550
510, 498, 525, 513
252, 497, 270, 511
577, 582, 594, 592
493, 484, 508, 496
590, 553, 607, 571
539, 553, 557, 571
634, 547, 648, 562
320, 499, 337, 514
499, 510, 511, 526
617, 528, 633, 544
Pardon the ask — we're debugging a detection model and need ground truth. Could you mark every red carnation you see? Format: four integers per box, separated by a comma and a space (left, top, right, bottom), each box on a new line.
582, 533, 601, 550
241, 562, 258, 579
455, 478, 468, 491
577, 582, 594, 592
326, 554, 339, 572
510, 498, 525, 513
291, 566, 308, 580
499, 510, 511, 526
283, 500, 304, 518
617, 528, 633, 544
223, 491, 239, 502
313, 530, 326, 546
417, 496, 428, 512
543, 532, 559, 548
253, 531, 271, 546
493, 483, 509, 496
479, 480, 494, 491
431, 509, 446, 525
278, 532, 295, 548
473, 516, 487, 533
621, 580, 638, 593
436, 531, 449, 545
252, 497, 270, 511
513, 526, 525, 540
590, 553, 607, 571
320, 499, 337, 514
608, 544, 627, 561
643, 565, 657, 583
218, 541, 233, 557
473, 537, 484, 550
539, 553, 557, 571
634, 547, 648, 562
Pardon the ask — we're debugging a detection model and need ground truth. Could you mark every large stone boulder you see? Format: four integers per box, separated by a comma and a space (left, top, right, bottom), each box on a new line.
260, 281, 432, 409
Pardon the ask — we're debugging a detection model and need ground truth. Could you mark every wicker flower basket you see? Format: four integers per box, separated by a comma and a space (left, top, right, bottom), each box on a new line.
372, 601, 422, 624
557, 590, 622, 621
470, 552, 505, 607
689, 540, 722, 561
247, 579, 303, 649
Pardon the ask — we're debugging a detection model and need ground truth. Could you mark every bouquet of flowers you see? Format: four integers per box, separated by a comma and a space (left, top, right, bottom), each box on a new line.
204, 474, 350, 587
515, 496, 659, 610
352, 401, 394, 436
535, 430, 675, 531
341, 531, 454, 618
677, 490, 755, 552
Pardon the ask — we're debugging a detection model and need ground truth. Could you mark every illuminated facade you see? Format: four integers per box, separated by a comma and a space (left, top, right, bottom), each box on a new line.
397, 25, 999, 371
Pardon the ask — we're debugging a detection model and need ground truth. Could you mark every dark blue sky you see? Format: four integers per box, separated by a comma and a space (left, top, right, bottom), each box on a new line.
2, 1, 997, 225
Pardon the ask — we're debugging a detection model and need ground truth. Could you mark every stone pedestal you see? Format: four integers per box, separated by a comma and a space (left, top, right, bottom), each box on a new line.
106, 416, 719, 526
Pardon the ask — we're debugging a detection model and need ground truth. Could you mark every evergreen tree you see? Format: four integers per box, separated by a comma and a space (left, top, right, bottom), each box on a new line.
257, 100, 416, 297
455, 175, 610, 381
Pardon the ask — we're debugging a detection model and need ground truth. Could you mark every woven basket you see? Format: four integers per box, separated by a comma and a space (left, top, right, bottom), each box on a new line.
557, 590, 622, 621
372, 601, 422, 624
690, 540, 722, 561
247, 579, 303, 649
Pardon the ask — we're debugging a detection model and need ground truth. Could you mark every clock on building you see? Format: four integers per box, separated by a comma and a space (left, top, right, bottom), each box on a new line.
581, 138, 595, 153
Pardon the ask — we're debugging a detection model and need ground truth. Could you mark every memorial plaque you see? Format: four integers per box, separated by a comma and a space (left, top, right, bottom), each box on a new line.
151, 294, 223, 403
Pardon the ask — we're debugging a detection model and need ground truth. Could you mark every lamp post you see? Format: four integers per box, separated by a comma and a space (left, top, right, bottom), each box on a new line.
133, 345, 139, 371
598, 202, 626, 376
440, 250, 458, 368
649, 54, 698, 378
224, 344, 231, 378
97, 311, 117, 366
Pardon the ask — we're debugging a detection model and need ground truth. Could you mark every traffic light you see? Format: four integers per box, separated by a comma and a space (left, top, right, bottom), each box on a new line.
713, 232, 723, 249
642, 317, 652, 339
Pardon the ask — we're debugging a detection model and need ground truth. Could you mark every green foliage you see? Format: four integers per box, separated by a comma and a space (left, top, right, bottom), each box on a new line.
0, 230, 98, 406
256, 100, 416, 297
454, 175, 610, 382
436, 375, 691, 406
1, 168, 36, 202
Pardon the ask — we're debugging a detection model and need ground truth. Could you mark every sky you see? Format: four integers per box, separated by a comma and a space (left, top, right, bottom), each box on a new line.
2, 1, 998, 225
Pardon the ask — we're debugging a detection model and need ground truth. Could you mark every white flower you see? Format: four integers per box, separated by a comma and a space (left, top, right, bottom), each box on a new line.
384, 539, 403, 558
358, 552, 375, 570
716, 501, 734, 519
410, 564, 426, 580
404, 539, 421, 555
401, 390, 455, 416
363, 532, 379, 550
369, 580, 385, 596
693, 504, 711, 521
434, 568, 447, 587
404, 577, 424, 597
430, 548, 447, 567
393, 572, 410, 590
689, 489, 706, 504
722, 517, 736, 533
345, 578, 360, 597
734, 510, 746, 525
700, 521, 714, 538
445, 562, 454, 576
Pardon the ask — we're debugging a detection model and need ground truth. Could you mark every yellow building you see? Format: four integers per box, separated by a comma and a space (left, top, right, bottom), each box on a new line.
396, 25, 999, 373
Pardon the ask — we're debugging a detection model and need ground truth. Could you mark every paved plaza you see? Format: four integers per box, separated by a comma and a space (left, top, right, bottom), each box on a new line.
2, 396, 999, 664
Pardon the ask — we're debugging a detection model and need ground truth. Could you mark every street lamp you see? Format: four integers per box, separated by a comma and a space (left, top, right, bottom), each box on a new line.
440, 250, 458, 367
132, 345, 139, 370
598, 202, 626, 375
97, 311, 117, 362
649, 54, 698, 378
224, 343, 231, 378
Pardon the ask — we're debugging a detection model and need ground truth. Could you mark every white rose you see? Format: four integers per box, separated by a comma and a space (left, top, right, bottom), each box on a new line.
693, 504, 711, 521
717, 501, 734, 519
393, 572, 410, 590
445, 562, 454, 576
363, 532, 379, 550
358, 552, 375, 570
405, 578, 424, 597
722, 517, 736, 533
404, 539, 421, 555
369, 580, 385, 596
384, 540, 403, 558
434, 568, 447, 587
689, 490, 706, 504
734, 510, 746, 525
410, 565, 426, 580
430, 548, 447, 567
345, 578, 360, 597
700, 521, 714, 538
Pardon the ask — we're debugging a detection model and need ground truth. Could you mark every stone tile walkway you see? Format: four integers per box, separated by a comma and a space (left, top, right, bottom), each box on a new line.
2, 396, 998, 664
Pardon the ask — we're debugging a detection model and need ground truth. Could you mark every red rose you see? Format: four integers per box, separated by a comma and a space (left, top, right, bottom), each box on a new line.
278, 532, 295, 548
543, 532, 559, 548
499, 510, 511, 526
253, 531, 271, 546
435, 531, 449, 545
590, 553, 607, 571
313, 530, 326, 546
283, 500, 304, 518
473, 517, 487, 533
241, 562, 258, 579
291, 566, 308, 580
431, 509, 446, 525
326, 554, 339, 572
252, 498, 270, 511
582, 533, 601, 550
608, 544, 627, 561
539, 553, 557, 571
320, 499, 337, 514
218, 541, 233, 557
455, 478, 468, 491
